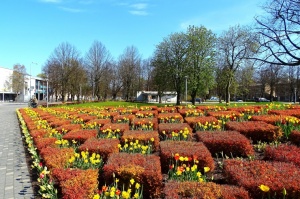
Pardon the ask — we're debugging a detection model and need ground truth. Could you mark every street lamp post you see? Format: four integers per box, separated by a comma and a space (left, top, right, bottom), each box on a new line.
46, 79, 49, 108
185, 76, 188, 106
295, 87, 297, 103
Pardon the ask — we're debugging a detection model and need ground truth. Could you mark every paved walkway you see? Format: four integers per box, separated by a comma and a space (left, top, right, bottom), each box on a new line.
0, 103, 36, 199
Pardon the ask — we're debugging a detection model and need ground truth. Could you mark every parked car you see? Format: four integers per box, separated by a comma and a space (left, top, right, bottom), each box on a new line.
210, 97, 219, 101
255, 97, 270, 102
190, 98, 202, 103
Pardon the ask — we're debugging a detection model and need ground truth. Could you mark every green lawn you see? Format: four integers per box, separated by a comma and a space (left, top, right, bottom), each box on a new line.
54, 100, 289, 108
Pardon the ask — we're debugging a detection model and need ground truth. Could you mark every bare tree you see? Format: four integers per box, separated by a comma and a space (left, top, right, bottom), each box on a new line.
217, 25, 257, 103
110, 61, 123, 100
11, 64, 26, 100
141, 58, 154, 91
118, 46, 141, 101
255, 0, 300, 66
43, 42, 81, 102
85, 40, 112, 100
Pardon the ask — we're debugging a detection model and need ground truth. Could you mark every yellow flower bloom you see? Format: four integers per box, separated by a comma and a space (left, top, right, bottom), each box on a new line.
93, 194, 100, 199
130, 178, 135, 185
135, 182, 141, 189
259, 184, 270, 192
134, 193, 139, 198
204, 167, 210, 173
196, 172, 202, 177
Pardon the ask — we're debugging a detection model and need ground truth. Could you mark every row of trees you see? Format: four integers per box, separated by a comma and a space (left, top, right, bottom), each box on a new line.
11, 0, 300, 105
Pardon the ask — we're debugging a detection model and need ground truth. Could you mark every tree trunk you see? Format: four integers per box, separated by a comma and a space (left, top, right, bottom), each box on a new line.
225, 82, 231, 104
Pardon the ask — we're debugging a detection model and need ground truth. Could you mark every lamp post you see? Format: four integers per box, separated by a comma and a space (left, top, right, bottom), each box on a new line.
46, 79, 49, 108
295, 87, 297, 104
185, 76, 188, 106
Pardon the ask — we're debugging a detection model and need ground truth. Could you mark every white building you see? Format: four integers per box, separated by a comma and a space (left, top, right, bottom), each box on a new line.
136, 91, 177, 103
0, 66, 47, 102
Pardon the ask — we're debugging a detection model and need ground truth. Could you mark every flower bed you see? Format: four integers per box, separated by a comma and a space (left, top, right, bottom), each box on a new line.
163, 181, 250, 199
224, 159, 300, 198
121, 130, 160, 152
78, 138, 120, 161
184, 116, 220, 130
131, 117, 158, 130
225, 121, 282, 143
62, 129, 98, 143
157, 113, 183, 123
157, 106, 177, 113
195, 131, 254, 157
159, 141, 214, 173
17, 104, 300, 199
102, 153, 162, 198
264, 144, 300, 167
177, 108, 204, 117
52, 168, 99, 199
158, 123, 193, 141
291, 130, 300, 145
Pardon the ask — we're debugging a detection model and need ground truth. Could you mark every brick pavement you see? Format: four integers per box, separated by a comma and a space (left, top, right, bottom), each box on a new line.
0, 103, 36, 199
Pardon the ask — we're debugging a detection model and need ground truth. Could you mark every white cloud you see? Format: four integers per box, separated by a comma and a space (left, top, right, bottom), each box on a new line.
59, 6, 84, 13
129, 10, 148, 16
130, 3, 147, 10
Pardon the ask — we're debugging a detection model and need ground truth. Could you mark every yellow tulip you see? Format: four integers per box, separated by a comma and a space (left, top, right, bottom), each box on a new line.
259, 184, 270, 192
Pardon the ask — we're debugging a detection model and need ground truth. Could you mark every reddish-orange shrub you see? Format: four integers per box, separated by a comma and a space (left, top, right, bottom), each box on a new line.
157, 106, 177, 113
135, 110, 158, 118
121, 130, 160, 151
207, 111, 242, 121
52, 168, 98, 199
85, 118, 111, 127
76, 114, 97, 122
158, 123, 193, 140
195, 131, 254, 157
157, 113, 183, 123
101, 123, 130, 135
159, 141, 214, 173
112, 114, 135, 123
30, 129, 49, 139
264, 144, 300, 167
268, 109, 300, 118
177, 108, 204, 117
131, 118, 158, 130
224, 159, 300, 198
103, 153, 162, 199
56, 124, 82, 133
34, 137, 58, 151
184, 116, 219, 129
117, 107, 139, 115
291, 130, 300, 145
139, 106, 158, 111
251, 115, 297, 125
220, 185, 250, 199
62, 129, 97, 143
78, 138, 119, 161
225, 121, 282, 143
40, 148, 74, 170
163, 181, 250, 199
163, 181, 222, 199
48, 119, 71, 128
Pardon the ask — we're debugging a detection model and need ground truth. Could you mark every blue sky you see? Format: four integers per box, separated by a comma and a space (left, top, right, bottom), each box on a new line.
1, 0, 264, 76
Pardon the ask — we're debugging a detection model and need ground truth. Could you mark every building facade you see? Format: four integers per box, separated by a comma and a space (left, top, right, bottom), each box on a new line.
0, 66, 47, 102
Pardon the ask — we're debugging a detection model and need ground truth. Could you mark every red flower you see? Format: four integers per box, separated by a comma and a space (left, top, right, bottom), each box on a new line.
174, 154, 180, 160
39, 173, 45, 179
116, 189, 121, 195
102, 185, 108, 192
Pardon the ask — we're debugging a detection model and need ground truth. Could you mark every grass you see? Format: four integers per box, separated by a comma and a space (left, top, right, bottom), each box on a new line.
52, 100, 288, 108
